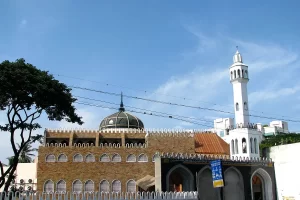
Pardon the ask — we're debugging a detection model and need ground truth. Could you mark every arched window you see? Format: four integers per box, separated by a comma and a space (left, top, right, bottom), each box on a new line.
242, 138, 247, 153
56, 180, 66, 193
242, 69, 244, 78
44, 180, 54, 193
73, 154, 83, 162
99, 180, 109, 192
152, 154, 160, 162
234, 70, 237, 79
138, 154, 148, 162
57, 154, 67, 162
250, 138, 253, 153
230, 71, 233, 80
84, 180, 94, 192
112, 154, 121, 162
245, 70, 248, 78
45, 154, 55, 162
126, 180, 136, 192
235, 139, 239, 154
126, 154, 136, 162
85, 154, 95, 162
237, 69, 241, 78
236, 103, 239, 111
244, 102, 248, 110
72, 180, 83, 193
231, 140, 235, 155
112, 180, 121, 192
100, 154, 110, 162
254, 138, 257, 154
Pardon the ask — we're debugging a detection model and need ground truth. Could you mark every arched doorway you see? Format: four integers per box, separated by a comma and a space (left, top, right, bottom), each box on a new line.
223, 167, 244, 200
251, 168, 273, 200
197, 166, 220, 200
166, 164, 194, 192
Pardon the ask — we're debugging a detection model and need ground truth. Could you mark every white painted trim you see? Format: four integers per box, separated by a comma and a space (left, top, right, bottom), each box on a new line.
250, 168, 273, 200
166, 164, 194, 192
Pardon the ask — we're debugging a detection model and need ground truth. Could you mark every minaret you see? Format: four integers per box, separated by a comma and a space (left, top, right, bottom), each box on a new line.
230, 47, 250, 126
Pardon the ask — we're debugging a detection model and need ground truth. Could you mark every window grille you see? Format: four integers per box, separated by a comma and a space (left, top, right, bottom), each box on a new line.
56, 180, 66, 193
58, 154, 67, 162
126, 154, 136, 162
100, 154, 110, 162
112, 154, 121, 162
73, 154, 83, 162
99, 180, 109, 192
127, 180, 136, 192
44, 180, 54, 193
72, 180, 83, 193
152, 154, 159, 162
45, 154, 55, 162
84, 180, 94, 192
112, 180, 121, 192
138, 154, 148, 162
85, 154, 95, 162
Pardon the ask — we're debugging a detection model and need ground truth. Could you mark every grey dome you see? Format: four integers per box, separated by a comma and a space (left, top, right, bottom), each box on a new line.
99, 93, 144, 130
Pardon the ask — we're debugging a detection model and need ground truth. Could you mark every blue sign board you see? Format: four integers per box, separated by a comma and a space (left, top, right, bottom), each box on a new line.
210, 159, 224, 188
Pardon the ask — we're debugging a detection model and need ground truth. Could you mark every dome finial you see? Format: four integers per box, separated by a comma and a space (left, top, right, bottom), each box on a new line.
119, 92, 125, 112
233, 46, 243, 63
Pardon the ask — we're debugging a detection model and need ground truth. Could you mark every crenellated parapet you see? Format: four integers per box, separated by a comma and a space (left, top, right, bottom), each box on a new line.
154, 151, 273, 164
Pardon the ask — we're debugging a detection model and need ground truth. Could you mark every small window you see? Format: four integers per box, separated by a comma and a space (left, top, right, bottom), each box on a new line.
244, 102, 248, 110
99, 180, 109, 192
236, 103, 239, 111
250, 138, 253, 153
112, 154, 121, 162
126, 154, 136, 162
73, 154, 83, 162
242, 138, 247, 153
112, 180, 121, 192
85, 154, 95, 162
138, 154, 148, 162
100, 154, 110, 162
127, 180, 136, 192
44, 180, 54, 193
56, 180, 66, 193
84, 180, 94, 192
72, 180, 83, 193
58, 154, 67, 162
45, 154, 55, 162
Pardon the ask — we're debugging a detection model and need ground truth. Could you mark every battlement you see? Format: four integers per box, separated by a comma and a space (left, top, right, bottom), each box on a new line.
44, 142, 148, 148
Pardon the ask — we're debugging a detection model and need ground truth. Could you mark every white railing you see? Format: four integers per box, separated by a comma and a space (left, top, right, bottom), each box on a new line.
0, 191, 198, 200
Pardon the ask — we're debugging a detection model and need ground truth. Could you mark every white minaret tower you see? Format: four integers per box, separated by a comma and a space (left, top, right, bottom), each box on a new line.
230, 47, 250, 126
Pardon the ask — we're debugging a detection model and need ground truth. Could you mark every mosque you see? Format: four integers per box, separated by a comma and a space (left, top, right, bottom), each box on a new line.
6, 50, 278, 200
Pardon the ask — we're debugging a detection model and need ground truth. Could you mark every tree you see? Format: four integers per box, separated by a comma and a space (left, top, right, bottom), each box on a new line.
7, 142, 38, 164
0, 58, 83, 193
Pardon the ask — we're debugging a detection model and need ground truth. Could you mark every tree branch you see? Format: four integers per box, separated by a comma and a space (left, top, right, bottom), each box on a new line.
0, 162, 4, 178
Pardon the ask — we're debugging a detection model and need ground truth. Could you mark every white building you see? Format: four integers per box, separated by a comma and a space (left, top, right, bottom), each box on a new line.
0, 159, 38, 192
264, 120, 289, 136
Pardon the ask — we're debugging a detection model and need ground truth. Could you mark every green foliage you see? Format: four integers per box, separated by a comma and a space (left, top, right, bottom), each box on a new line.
260, 133, 300, 150
7, 142, 38, 164
0, 58, 83, 192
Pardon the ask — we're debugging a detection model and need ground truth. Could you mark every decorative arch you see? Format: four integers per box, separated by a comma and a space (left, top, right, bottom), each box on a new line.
56, 180, 66, 193
84, 180, 94, 192
112, 153, 121, 162
231, 140, 235, 155
234, 70, 237, 79
254, 138, 258, 154
237, 69, 241, 78
112, 180, 121, 192
126, 179, 136, 192
100, 154, 110, 162
45, 154, 55, 162
73, 153, 83, 162
138, 153, 148, 162
223, 167, 245, 200
251, 168, 273, 200
43, 180, 54, 193
99, 180, 110, 192
85, 153, 95, 162
250, 138, 253, 153
242, 138, 247, 153
57, 154, 67, 162
72, 179, 83, 193
197, 165, 220, 200
126, 154, 136, 162
166, 164, 194, 192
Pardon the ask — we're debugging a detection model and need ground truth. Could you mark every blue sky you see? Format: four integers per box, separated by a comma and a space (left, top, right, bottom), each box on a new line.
1, 0, 300, 162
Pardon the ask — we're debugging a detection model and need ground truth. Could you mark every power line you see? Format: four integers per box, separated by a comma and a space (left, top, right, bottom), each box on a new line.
76, 101, 214, 128
71, 86, 300, 123
74, 95, 214, 124
55, 73, 296, 119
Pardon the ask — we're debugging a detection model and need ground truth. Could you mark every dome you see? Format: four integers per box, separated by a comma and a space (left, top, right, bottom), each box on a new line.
99, 93, 144, 130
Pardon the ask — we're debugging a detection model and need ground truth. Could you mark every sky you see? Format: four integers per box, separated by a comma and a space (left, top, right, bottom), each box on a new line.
1, 0, 300, 163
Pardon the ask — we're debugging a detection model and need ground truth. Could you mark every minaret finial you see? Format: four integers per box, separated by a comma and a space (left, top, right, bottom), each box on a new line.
119, 92, 125, 112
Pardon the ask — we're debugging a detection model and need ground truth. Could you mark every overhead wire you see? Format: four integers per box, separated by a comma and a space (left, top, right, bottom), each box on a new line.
71, 86, 300, 123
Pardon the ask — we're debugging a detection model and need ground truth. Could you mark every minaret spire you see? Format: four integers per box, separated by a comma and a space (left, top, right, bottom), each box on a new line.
119, 92, 125, 112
